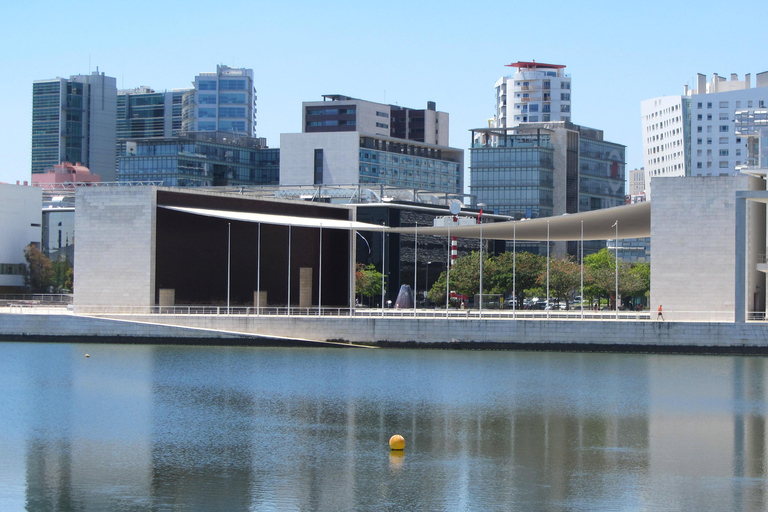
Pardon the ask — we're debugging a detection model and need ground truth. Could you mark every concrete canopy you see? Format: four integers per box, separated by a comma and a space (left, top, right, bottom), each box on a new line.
391, 201, 651, 241
160, 206, 389, 231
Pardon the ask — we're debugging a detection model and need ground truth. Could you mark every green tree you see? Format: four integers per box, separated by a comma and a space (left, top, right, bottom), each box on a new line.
52, 260, 73, 293
536, 256, 581, 308
486, 251, 546, 302
426, 251, 493, 306
22, 244, 54, 293
355, 263, 383, 305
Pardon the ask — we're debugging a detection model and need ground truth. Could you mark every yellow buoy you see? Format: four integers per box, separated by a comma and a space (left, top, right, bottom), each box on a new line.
389, 434, 405, 451
85, 354, 90, 358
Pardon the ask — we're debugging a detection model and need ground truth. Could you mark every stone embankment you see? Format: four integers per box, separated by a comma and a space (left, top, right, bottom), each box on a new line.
2, 312, 768, 354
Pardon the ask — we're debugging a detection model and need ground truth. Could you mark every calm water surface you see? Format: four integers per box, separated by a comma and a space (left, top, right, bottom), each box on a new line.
0, 342, 766, 511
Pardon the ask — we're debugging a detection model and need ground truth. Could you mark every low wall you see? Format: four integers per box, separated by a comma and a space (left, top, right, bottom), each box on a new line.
3, 313, 768, 353
88, 313, 768, 353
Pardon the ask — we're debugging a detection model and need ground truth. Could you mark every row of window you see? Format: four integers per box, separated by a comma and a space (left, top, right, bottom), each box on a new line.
0, 264, 25, 275
697, 100, 766, 109
306, 107, 356, 116
198, 93, 248, 105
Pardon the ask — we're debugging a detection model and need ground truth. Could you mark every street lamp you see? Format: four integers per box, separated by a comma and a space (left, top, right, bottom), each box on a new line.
425, 261, 432, 303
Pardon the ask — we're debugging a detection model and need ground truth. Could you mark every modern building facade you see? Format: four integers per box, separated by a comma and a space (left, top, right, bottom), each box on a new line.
469, 122, 625, 255
117, 86, 190, 161
31, 70, 117, 181
281, 95, 463, 194
0, 184, 42, 293
118, 131, 278, 187
493, 61, 571, 128
640, 95, 690, 198
641, 71, 768, 198
182, 65, 257, 137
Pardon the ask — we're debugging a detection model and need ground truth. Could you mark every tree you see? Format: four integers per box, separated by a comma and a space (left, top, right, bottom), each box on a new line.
355, 263, 383, 305
23, 244, 54, 293
52, 260, 73, 293
426, 252, 492, 306
536, 257, 581, 308
486, 251, 546, 301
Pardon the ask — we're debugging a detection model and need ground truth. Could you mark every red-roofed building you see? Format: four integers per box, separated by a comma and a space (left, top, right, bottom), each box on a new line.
32, 162, 101, 190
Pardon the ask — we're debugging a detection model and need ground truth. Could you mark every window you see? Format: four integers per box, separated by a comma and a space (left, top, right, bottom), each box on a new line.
719, 161, 729, 168
542, 114, 550, 121
560, 105, 570, 112
198, 108, 216, 118
697, 102, 703, 108
220, 79, 246, 90
707, 114, 712, 120
719, 113, 729, 120
376, 122, 388, 129
542, 104, 550, 112
719, 101, 729, 108
719, 149, 729, 156
719, 137, 728, 144
707, 126, 712, 133
376, 111, 388, 117
199, 94, 217, 104
314, 149, 323, 185
697, 126, 703, 133
707, 138, 712, 144
543, 81, 550, 89
198, 81, 217, 90
219, 93, 246, 104
529, 104, 539, 112
719, 125, 729, 132
697, 162, 702, 169
560, 93, 570, 101
529, 115, 539, 122
561, 82, 570, 89
198, 121, 216, 130
697, 138, 702, 144
707, 102, 712, 108
697, 114, 702, 120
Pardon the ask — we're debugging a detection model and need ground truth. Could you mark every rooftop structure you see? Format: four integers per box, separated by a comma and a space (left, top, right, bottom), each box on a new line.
32, 162, 101, 189
494, 61, 571, 128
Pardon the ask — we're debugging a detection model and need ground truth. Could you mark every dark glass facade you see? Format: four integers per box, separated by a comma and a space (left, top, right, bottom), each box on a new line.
118, 136, 279, 187
358, 137, 462, 193
32, 80, 86, 173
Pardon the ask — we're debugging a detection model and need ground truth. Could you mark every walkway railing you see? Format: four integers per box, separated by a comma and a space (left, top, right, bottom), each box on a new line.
1, 305, 754, 322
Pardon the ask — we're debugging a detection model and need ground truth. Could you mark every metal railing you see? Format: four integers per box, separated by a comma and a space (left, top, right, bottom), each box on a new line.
0, 294, 72, 304
2, 304, 761, 323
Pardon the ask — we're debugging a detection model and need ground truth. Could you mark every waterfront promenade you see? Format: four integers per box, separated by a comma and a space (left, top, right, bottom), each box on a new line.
2, 306, 767, 353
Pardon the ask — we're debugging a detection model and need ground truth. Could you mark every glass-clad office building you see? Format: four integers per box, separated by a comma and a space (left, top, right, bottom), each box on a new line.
118, 132, 278, 187
470, 122, 625, 256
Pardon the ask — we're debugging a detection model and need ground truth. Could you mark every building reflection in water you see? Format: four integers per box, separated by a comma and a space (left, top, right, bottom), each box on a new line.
12, 346, 768, 510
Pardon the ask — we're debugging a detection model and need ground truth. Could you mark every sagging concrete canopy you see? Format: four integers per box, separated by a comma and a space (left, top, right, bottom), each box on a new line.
161, 206, 390, 231
392, 201, 651, 241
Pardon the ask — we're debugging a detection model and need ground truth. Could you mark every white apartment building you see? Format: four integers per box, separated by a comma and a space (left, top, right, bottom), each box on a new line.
628, 168, 646, 199
640, 96, 689, 198
494, 61, 571, 128
641, 71, 768, 199
690, 72, 768, 177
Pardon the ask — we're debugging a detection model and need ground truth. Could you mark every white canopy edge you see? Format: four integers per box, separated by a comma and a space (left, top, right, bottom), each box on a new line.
390, 201, 651, 241
160, 206, 389, 231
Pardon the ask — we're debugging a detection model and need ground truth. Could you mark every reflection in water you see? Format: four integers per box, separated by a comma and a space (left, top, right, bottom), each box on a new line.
0, 343, 766, 510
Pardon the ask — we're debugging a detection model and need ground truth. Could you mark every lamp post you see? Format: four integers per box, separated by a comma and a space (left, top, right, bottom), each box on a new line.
425, 261, 432, 304
613, 220, 618, 320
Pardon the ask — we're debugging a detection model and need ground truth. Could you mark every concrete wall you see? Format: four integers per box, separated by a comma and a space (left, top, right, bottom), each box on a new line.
0, 184, 42, 290
280, 132, 360, 186
74, 187, 157, 308
73, 313, 768, 350
651, 175, 762, 320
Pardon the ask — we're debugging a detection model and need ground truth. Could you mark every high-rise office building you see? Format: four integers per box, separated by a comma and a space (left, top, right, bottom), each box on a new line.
641, 71, 768, 198
494, 61, 571, 128
182, 65, 257, 137
470, 122, 625, 256
116, 86, 190, 166
280, 95, 463, 194
31, 70, 117, 181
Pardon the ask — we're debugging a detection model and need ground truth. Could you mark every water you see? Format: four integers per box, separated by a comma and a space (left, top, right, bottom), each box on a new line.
0, 342, 766, 511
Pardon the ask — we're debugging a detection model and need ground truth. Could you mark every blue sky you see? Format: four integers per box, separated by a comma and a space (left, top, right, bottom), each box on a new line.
2, 0, 766, 189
